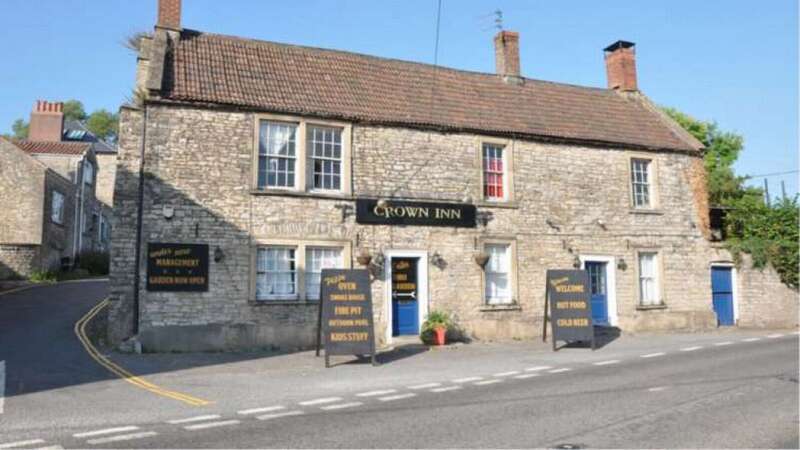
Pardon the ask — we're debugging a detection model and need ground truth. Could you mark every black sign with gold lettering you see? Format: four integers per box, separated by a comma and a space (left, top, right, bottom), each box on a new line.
546, 269, 595, 350
146, 243, 209, 292
318, 269, 376, 367
356, 199, 476, 228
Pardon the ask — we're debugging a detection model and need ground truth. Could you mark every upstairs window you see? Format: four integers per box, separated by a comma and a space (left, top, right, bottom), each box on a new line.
51, 191, 64, 225
258, 121, 297, 189
483, 143, 506, 200
83, 161, 94, 185
308, 126, 342, 191
485, 243, 512, 305
631, 158, 651, 208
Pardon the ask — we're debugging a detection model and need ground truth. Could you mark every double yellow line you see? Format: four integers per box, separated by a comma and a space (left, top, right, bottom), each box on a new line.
74, 299, 211, 406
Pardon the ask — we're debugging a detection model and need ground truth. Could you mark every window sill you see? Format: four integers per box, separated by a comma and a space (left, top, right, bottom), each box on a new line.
476, 201, 519, 209
249, 299, 320, 306
250, 189, 353, 201
629, 208, 664, 216
636, 304, 667, 311
480, 303, 522, 312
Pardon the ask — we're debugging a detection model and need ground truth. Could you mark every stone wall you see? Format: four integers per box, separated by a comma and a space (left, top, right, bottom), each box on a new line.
0, 139, 45, 246
0, 245, 40, 280
95, 153, 118, 208
108, 104, 729, 351
40, 170, 77, 271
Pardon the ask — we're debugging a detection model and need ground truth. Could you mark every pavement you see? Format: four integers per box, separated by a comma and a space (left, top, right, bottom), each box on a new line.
1, 280, 798, 448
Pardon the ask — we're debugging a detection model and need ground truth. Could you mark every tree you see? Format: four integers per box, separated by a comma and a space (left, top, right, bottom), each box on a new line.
62, 100, 87, 122
11, 118, 28, 139
86, 109, 119, 142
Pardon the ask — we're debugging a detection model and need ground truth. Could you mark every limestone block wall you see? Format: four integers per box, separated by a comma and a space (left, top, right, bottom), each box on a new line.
0, 245, 40, 279
0, 139, 45, 246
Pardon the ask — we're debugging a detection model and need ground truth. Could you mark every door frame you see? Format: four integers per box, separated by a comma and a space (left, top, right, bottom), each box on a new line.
579, 255, 618, 326
384, 249, 429, 344
710, 263, 738, 324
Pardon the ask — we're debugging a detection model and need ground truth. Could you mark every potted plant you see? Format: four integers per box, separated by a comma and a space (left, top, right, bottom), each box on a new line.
421, 310, 451, 346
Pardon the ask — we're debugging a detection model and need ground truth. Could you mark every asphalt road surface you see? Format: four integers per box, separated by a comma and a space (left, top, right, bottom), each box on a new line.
0, 281, 797, 449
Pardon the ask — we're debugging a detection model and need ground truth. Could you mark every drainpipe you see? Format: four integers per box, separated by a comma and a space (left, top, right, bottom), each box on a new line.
132, 105, 148, 336
72, 156, 86, 265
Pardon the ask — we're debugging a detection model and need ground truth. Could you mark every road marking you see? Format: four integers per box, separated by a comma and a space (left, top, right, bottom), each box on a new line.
75, 299, 210, 406
356, 389, 397, 397
257, 410, 305, 421
408, 382, 441, 389
640, 352, 666, 358
681, 346, 703, 351
378, 393, 416, 402
74, 426, 140, 438
742, 337, 761, 342
713, 341, 733, 346
31, 446, 64, 450
767, 333, 784, 338
238, 406, 285, 415
593, 360, 620, 365
299, 397, 342, 406
493, 371, 520, 377
548, 368, 572, 373
648, 386, 669, 392
86, 431, 158, 445
475, 379, 503, 385
514, 373, 540, 379
0, 284, 37, 297
0, 360, 4, 414
524, 366, 553, 372
320, 402, 363, 410
452, 376, 483, 383
167, 414, 221, 424
430, 386, 461, 393
0, 440, 46, 449
183, 420, 240, 431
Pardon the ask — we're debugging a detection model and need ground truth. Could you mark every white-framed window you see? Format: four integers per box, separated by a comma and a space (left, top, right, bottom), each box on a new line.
83, 161, 94, 185
51, 191, 64, 225
304, 247, 344, 301
485, 243, 512, 305
638, 252, 661, 305
258, 121, 297, 189
308, 126, 342, 191
482, 143, 506, 200
631, 158, 651, 208
256, 247, 297, 300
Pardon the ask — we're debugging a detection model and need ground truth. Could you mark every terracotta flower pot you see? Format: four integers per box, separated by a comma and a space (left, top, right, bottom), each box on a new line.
432, 326, 446, 346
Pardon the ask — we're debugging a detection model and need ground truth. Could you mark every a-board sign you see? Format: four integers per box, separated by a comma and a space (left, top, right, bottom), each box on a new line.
355, 199, 476, 228
546, 269, 594, 350
146, 243, 209, 292
318, 269, 376, 367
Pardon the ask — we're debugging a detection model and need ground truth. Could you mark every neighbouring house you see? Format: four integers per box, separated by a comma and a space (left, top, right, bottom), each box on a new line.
107, 0, 797, 351
0, 101, 115, 279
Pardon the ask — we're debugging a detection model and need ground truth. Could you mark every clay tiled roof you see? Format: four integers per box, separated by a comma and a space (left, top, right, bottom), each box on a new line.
13, 140, 91, 155
162, 30, 702, 152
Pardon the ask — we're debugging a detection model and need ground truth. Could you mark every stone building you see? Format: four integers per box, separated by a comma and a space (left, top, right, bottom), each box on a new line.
108, 0, 797, 351
0, 101, 114, 279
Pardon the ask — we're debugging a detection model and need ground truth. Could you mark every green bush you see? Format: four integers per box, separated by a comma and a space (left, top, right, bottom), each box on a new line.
419, 310, 452, 344
77, 251, 110, 276
29, 270, 57, 283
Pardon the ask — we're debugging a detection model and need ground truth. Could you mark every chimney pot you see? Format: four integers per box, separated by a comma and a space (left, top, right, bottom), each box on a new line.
29, 100, 64, 142
494, 30, 521, 80
604, 40, 638, 91
157, 0, 181, 30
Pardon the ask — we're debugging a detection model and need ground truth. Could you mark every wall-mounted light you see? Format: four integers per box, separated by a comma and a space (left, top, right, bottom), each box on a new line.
430, 251, 446, 270
214, 246, 224, 263
476, 210, 493, 227
334, 203, 354, 223
162, 205, 174, 220
572, 255, 581, 269
356, 250, 372, 266
474, 251, 490, 268
376, 198, 389, 209
617, 257, 628, 271
595, 218, 607, 230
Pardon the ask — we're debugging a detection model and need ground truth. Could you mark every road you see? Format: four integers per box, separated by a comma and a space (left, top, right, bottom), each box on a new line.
0, 281, 797, 448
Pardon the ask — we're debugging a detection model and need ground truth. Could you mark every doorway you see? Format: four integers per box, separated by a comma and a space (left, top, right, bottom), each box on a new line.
711, 265, 737, 326
580, 255, 618, 326
384, 250, 429, 343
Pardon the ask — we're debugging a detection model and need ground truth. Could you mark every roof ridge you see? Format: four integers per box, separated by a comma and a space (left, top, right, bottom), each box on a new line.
180, 28, 613, 94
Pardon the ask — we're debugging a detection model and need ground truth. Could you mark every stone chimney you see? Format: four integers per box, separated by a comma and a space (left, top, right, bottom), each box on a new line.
157, 0, 181, 31
604, 40, 638, 91
29, 100, 64, 142
494, 30, 521, 81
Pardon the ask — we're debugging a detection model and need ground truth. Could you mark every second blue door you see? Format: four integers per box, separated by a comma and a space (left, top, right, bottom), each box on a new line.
586, 262, 608, 325
711, 266, 735, 326
392, 258, 419, 336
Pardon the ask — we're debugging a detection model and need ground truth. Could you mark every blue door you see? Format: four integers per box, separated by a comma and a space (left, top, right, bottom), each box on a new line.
711, 267, 735, 326
586, 262, 608, 325
392, 258, 419, 336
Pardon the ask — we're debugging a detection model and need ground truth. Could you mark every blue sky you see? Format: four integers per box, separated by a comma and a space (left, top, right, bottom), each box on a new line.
1, 0, 796, 196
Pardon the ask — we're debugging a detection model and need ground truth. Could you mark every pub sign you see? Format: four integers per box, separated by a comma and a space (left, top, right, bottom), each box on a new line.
318, 269, 376, 367
546, 269, 595, 350
356, 199, 476, 228
146, 243, 209, 292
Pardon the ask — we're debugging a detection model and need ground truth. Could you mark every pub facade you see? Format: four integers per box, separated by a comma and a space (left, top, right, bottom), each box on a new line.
107, 0, 797, 351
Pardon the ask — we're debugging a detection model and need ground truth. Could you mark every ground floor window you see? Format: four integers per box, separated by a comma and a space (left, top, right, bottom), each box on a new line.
254, 241, 350, 302
257, 247, 297, 301
638, 252, 661, 306
305, 247, 343, 301
484, 243, 512, 305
